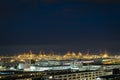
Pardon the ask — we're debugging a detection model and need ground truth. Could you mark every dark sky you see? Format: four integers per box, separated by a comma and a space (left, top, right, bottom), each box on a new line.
0, 0, 120, 55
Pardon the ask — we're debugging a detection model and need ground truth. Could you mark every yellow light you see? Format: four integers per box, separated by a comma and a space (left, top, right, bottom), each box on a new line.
20, 59, 25, 62
10, 59, 15, 62
103, 53, 108, 58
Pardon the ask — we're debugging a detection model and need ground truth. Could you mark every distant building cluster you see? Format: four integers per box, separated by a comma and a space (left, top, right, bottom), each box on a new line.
14, 50, 110, 60
0, 50, 120, 80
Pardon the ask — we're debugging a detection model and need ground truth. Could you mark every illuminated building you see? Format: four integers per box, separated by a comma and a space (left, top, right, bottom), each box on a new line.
46, 70, 104, 80
0, 50, 120, 71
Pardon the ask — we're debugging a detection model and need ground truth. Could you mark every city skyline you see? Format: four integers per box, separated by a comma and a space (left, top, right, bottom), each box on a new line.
0, 45, 119, 56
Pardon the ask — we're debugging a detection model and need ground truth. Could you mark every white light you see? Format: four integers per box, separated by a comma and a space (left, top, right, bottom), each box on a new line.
49, 76, 53, 79
96, 78, 101, 80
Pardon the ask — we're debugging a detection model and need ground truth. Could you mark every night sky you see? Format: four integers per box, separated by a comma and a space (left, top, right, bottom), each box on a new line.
0, 0, 120, 55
